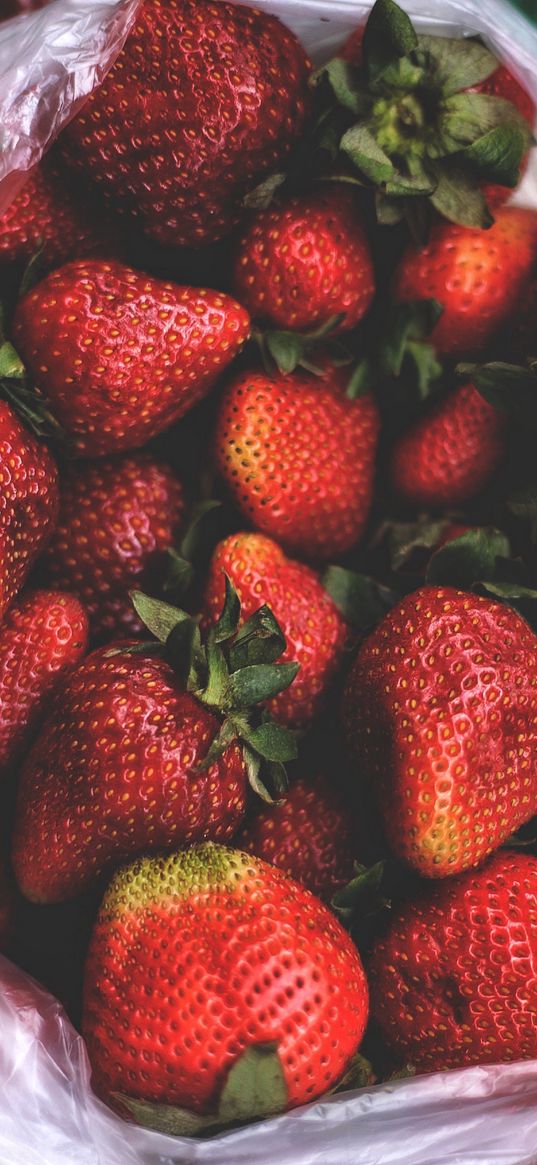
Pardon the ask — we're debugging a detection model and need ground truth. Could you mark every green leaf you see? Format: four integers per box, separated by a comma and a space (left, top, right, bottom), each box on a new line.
322, 565, 395, 633
0, 341, 25, 380
199, 638, 230, 709
229, 605, 286, 671
406, 341, 443, 397
332, 861, 388, 926
241, 721, 298, 763
379, 299, 443, 379
196, 717, 239, 772
340, 124, 395, 184
384, 169, 435, 197
426, 527, 511, 588
229, 662, 300, 709
265, 330, 306, 376
416, 34, 497, 95
435, 94, 531, 165
180, 499, 222, 565
463, 122, 530, 187
130, 591, 190, 644
375, 194, 406, 225
218, 1044, 287, 1125
19, 244, 46, 299
464, 361, 537, 427
430, 163, 493, 228
113, 1044, 288, 1137
507, 487, 537, 545
243, 173, 287, 211
213, 575, 241, 645
330, 1052, 376, 1093
316, 58, 365, 115
362, 0, 418, 85
165, 618, 207, 691
112, 1093, 219, 1137
164, 548, 194, 599
242, 745, 289, 804
346, 358, 374, 399
478, 580, 537, 603
385, 516, 450, 571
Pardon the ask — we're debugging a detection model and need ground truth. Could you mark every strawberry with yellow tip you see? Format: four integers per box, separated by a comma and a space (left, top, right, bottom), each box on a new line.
216, 365, 380, 559
82, 843, 369, 1131
344, 586, 537, 878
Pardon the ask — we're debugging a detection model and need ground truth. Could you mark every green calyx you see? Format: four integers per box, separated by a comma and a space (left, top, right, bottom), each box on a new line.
126, 579, 299, 803
459, 357, 537, 428
114, 1042, 289, 1138
251, 316, 352, 378
312, 0, 534, 229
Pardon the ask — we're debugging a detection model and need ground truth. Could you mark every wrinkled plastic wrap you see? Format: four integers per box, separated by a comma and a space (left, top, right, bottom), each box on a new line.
2, 1, 537, 1163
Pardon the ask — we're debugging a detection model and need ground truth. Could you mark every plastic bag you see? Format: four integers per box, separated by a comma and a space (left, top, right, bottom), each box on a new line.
1, 1, 537, 1163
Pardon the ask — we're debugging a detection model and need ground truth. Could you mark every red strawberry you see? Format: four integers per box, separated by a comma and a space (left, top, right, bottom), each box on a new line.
237, 775, 360, 901
391, 383, 505, 507
216, 367, 380, 558
60, 0, 311, 248
83, 843, 369, 1125
12, 585, 299, 903
393, 208, 537, 359
12, 259, 250, 457
369, 851, 537, 1072
202, 533, 347, 728
0, 589, 88, 774
40, 454, 185, 642
0, 401, 58, 621
343, 586, 537, 878
232, 187, 375, 335
0, 154, 115, 269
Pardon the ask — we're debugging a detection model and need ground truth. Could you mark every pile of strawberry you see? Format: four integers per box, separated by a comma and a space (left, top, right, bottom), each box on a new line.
3, 0, 537, 1138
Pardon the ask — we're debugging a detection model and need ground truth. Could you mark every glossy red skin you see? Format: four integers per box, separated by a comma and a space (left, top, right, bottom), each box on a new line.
369, 851, 537, 1072
61, 0, 311, 248
40, 454, 185, 642
13, 259, 250, 458
216, 368, 380, 559
0, 589, 88, 773
391, 383, 505, 507
0, 154, 114, 268
393, 208, 537, 360
0, 402, 58, 621
202, 534, 347, 729
12, 647, 248, 903
83, 844, 369, 1113
343, 586, 537, 878
238, 775, 359, 901
233, 187, 375, 335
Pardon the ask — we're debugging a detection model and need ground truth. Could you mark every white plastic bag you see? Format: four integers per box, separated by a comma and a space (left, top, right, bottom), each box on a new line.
2, 1, 537, 1163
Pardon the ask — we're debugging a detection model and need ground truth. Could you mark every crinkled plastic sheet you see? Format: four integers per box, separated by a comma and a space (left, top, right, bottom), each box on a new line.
2, 953, 537, 1165
2, 1, 537, 1162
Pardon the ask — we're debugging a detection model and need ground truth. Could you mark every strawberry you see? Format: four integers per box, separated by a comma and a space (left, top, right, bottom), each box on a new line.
343, 586, 537, 879
392, 208, 537, 360
232, 187, 375, 335
237, 775, 360, 901
60, 0, 311, 248
215, 367, 380, 559
82, 843, 369, 1127
0, 401, 58, 621
202, 533, 347, 728
369, 851, 537, 1072
391, 383, 505, 507
0, 589, 88, 774
12, 584, 299, 903
40, 454, 185, 642
0, 154, 115, 270
12, 259, 250, 457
